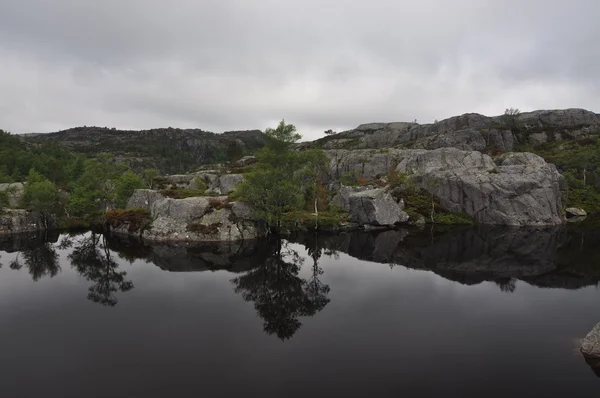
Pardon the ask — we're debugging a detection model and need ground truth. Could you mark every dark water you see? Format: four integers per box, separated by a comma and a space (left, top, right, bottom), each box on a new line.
1, 225, 600, 398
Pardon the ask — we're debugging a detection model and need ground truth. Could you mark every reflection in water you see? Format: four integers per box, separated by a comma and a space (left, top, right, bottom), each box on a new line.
231, 238, 330, 340
291, 225, 600, 293
0, 231, 134, 306
9, 242, 60, 281
3, 225, 600, 396
67, 232, 134, 307
2, 223, 600, 335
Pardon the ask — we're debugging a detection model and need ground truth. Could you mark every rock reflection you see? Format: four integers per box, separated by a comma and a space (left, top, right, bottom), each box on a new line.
291, 225, 600, 292
3, 222, 600, 338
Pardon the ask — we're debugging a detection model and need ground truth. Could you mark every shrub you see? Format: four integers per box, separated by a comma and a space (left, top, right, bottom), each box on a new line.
433, 212, 475, 225
208, 197, 233, 210
191, 176, 207, 192
187, 222, 222, 234
339, 172, 358, 186
105, 208, 151, 232
0, 190, 9, 208
387, 170, 408, 188
153, 176, 170, 190
357, 176, 369, 186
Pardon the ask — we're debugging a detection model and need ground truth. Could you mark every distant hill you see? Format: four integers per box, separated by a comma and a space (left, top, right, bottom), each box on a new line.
22, 126, 266, 174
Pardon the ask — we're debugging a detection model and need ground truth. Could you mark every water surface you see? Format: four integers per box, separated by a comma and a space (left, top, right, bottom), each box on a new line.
0, 226, 599, 397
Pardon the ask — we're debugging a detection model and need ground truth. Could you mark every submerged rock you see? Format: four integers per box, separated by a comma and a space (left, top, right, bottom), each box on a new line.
566, 208, 587, 218
581, 323, 600, 364
348, 188, 409, 226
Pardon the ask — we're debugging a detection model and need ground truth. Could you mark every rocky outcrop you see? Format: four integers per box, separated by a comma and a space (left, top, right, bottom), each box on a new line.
0, 209, 45, 235
326, 148, 566, 226
305, 108, 600, 152
581, 323, 600, 365
418, 152, 566, 226
23, 127, 266, 174
115, 189, 264, 243
330, 185, 372, 211
348, 188, 408, 226
161, 172, 244, 195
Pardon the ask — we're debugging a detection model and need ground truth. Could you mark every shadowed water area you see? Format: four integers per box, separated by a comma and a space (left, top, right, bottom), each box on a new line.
1, 225, 600, 397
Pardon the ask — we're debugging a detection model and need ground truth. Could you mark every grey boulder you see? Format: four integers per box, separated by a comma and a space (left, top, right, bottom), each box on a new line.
122, 189, 263, 242
566, 207, 587, 217
581, 323, 600, 360
218, 174, 244, 195
348, 188, 409, 226
326, 148, 566, 226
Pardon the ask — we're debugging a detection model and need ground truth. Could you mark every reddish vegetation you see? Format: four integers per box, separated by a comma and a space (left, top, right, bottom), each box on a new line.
105, 208, 151, 232
208, 197, 233, 210
187, 222, 222, 234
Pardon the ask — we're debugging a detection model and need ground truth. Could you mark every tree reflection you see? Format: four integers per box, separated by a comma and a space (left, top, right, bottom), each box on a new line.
305, 233, 331, 314
495, 277, 517, 293
9, 243, 60, 281
68, 232, 133, 307
232, 239, 330, 340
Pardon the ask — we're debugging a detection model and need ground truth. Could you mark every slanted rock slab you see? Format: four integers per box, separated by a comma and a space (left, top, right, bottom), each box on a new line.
348, 188, 408, 226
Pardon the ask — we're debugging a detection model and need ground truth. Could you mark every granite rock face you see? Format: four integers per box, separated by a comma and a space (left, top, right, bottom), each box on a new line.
348, 188, 409, 226
326, 148, 565, 226
161, 173, 244, 195
304, 108, 600, 152
117, 189, 264, 242
330, 185, 373, 212
0, 209, 45, 235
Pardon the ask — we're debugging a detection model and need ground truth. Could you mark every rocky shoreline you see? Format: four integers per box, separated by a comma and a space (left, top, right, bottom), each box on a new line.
3, 108, 599, 240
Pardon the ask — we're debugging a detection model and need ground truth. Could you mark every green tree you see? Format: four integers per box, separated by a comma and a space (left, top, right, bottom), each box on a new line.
142, 168, 159, 189
20, 169, 62, 228
237, 120, 326, 229
68, 160, 108, 216
114, 170, 145, 208
236, 120, 330, 231
264, 119, 302, 150
0, 190, 9, 208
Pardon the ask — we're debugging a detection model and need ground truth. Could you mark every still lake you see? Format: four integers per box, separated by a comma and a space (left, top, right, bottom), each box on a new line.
0, 225, 599, 397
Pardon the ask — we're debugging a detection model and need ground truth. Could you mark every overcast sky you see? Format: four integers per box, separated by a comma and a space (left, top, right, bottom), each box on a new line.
1, 0, 598, 141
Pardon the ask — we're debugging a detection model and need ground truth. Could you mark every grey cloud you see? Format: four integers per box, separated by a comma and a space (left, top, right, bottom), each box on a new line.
0, 0, 599, 141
